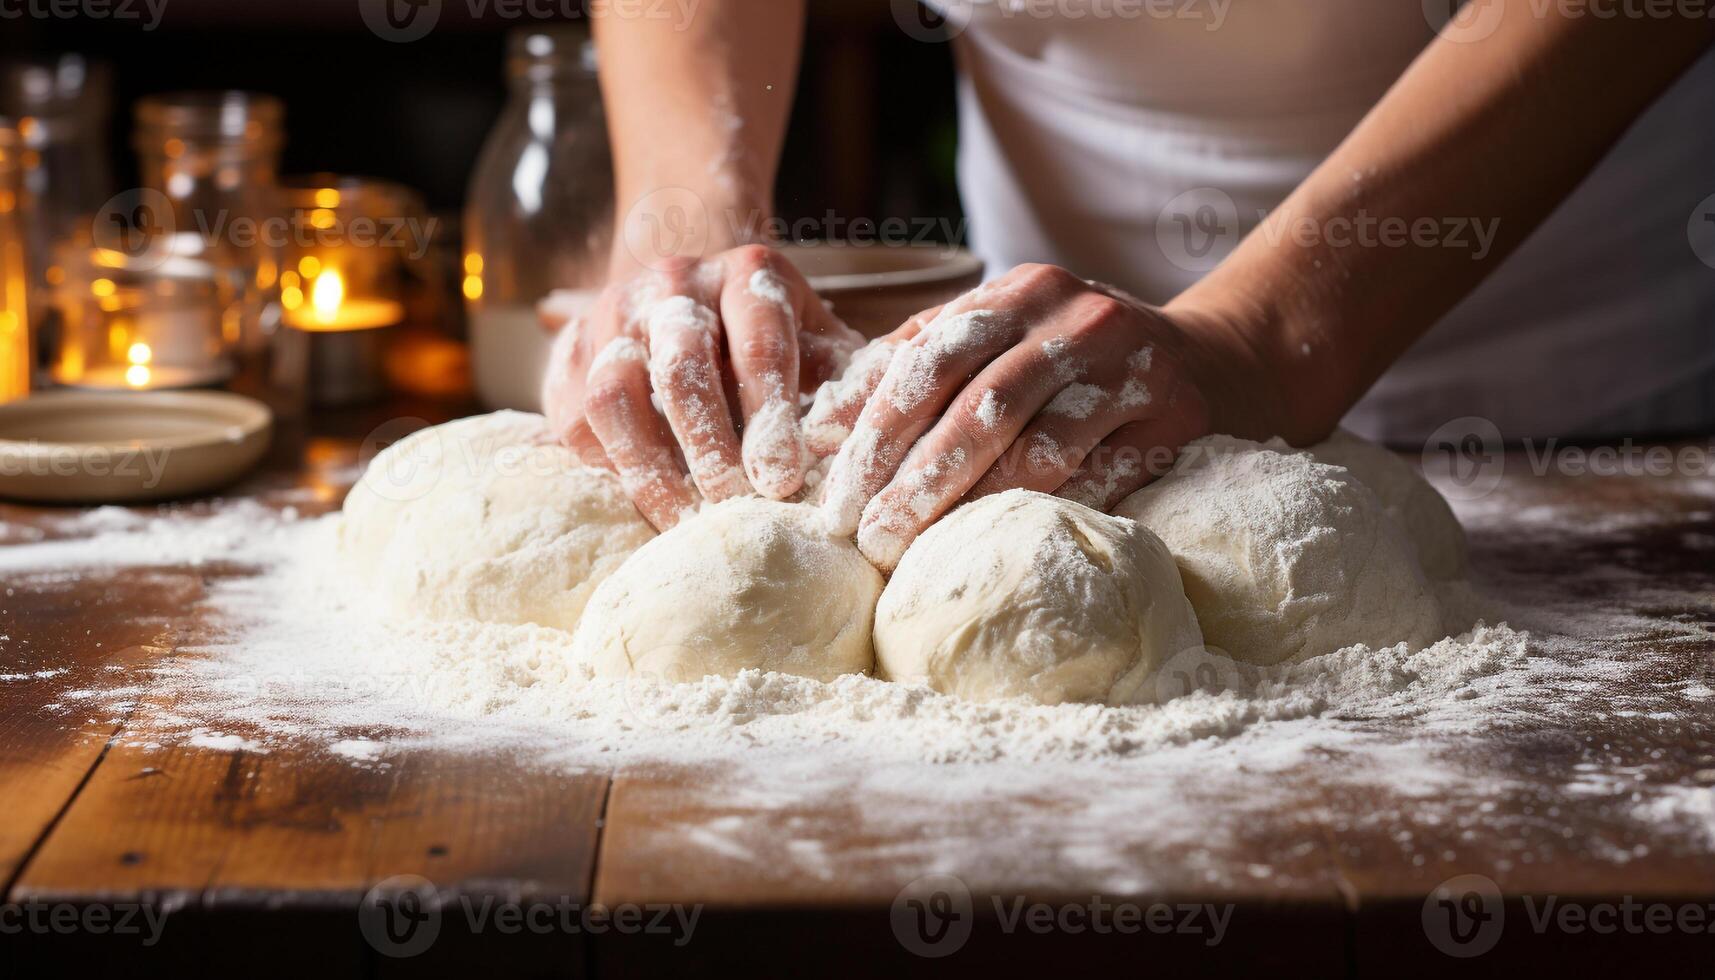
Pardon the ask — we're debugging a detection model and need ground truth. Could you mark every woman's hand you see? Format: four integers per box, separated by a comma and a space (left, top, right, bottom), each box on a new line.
814, 263, 1292, 571
542, 245, 864, 530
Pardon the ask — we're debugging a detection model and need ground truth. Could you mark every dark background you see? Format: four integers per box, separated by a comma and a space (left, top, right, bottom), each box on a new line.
0, 0, 965, 235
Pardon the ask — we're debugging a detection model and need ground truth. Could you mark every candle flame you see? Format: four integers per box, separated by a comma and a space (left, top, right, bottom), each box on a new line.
127, 341, 153, 365
126, 364, 151, 388
312, 270, 346, 321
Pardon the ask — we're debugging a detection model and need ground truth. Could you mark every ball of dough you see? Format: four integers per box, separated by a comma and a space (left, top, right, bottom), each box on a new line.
1309, 429, 1468, 580
1115, 436, 1442, 666
571, 497, 883, 683
336, 411, 654, 631
874, 490, 1205, 705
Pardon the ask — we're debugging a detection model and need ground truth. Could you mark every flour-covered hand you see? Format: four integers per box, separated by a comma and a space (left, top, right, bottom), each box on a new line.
541, 245, 864, 530
818, 263, 1285, 571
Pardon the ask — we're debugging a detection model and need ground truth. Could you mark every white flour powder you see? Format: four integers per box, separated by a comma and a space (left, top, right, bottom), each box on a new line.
2, 457, 1712, 889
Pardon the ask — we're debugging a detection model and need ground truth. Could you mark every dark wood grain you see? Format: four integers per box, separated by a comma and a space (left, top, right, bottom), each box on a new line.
2, 425, 1712, 977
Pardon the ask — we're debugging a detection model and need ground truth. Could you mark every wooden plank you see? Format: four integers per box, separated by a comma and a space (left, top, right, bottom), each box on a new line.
1334, 449, 1715, 976
590, 764, 1348, 978
0, 564, 197, 887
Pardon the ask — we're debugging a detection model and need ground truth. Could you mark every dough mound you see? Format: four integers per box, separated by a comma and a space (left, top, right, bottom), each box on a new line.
1116, 436, 1442, 666
336, 411, 654, 631
572, 497, 883, 683
1309, 429, 1468, 580
875, 490, 1205, 705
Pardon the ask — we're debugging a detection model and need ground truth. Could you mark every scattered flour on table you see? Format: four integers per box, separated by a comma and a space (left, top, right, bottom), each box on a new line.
2, 461, 1712, 884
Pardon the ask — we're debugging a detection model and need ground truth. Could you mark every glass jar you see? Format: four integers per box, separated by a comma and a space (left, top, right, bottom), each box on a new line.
1, 54, 113, 357
50, 241, 234, 391
464, 24, 613, 410
0, 118, 29, 402
134, 91, 284, 358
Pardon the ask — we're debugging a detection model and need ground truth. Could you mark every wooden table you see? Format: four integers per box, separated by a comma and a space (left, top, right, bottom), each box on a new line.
2, 403, 1713, 978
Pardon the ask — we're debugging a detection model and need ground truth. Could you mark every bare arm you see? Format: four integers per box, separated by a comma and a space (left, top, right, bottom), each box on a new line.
1172, 6, 1715, 443
595, 0, 801, 276
824, 10, 1715, 568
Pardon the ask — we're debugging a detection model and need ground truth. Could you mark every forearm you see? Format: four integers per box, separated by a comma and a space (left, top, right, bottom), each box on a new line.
1171, 7, 1715, 443
593, 0, 803, 277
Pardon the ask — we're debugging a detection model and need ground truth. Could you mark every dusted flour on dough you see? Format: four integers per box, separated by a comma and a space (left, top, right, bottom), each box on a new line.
1310, 429, 1468, 580
335, 411, 654, 632
876, 490, 1205, 705
571, 496, 882, 683
1116, 435, 1443, 667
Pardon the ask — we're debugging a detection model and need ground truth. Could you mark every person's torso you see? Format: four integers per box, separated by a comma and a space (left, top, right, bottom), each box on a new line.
938, 0, 1715, 442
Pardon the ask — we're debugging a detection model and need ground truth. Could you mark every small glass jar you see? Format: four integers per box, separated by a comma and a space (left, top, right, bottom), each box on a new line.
2, 55, 113, 356
49, 240, 233, 392
464, 24, 613, 410
0, 118, 29, 402
134, 91, 284, 358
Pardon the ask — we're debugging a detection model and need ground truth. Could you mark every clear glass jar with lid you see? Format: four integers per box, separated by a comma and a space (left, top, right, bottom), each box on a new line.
134, 91, 285, 357
464, 24, 613, 411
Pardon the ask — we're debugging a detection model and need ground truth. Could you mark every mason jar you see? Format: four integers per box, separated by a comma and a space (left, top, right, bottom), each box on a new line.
464, 24, 613, 411
134, 91, 284, 358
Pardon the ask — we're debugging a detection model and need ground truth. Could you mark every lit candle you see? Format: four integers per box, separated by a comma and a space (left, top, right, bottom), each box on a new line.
284, 268, 404, 332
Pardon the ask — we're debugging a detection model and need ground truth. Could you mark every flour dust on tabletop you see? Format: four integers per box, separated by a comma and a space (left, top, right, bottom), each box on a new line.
4, 415, 1714, 887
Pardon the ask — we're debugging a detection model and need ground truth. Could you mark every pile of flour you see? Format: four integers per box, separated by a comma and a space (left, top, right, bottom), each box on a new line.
8, 471, 1715, 890
0, 496, 1524, 769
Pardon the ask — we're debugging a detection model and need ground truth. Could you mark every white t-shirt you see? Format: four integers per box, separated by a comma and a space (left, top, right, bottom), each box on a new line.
942, 0, 1715, 442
